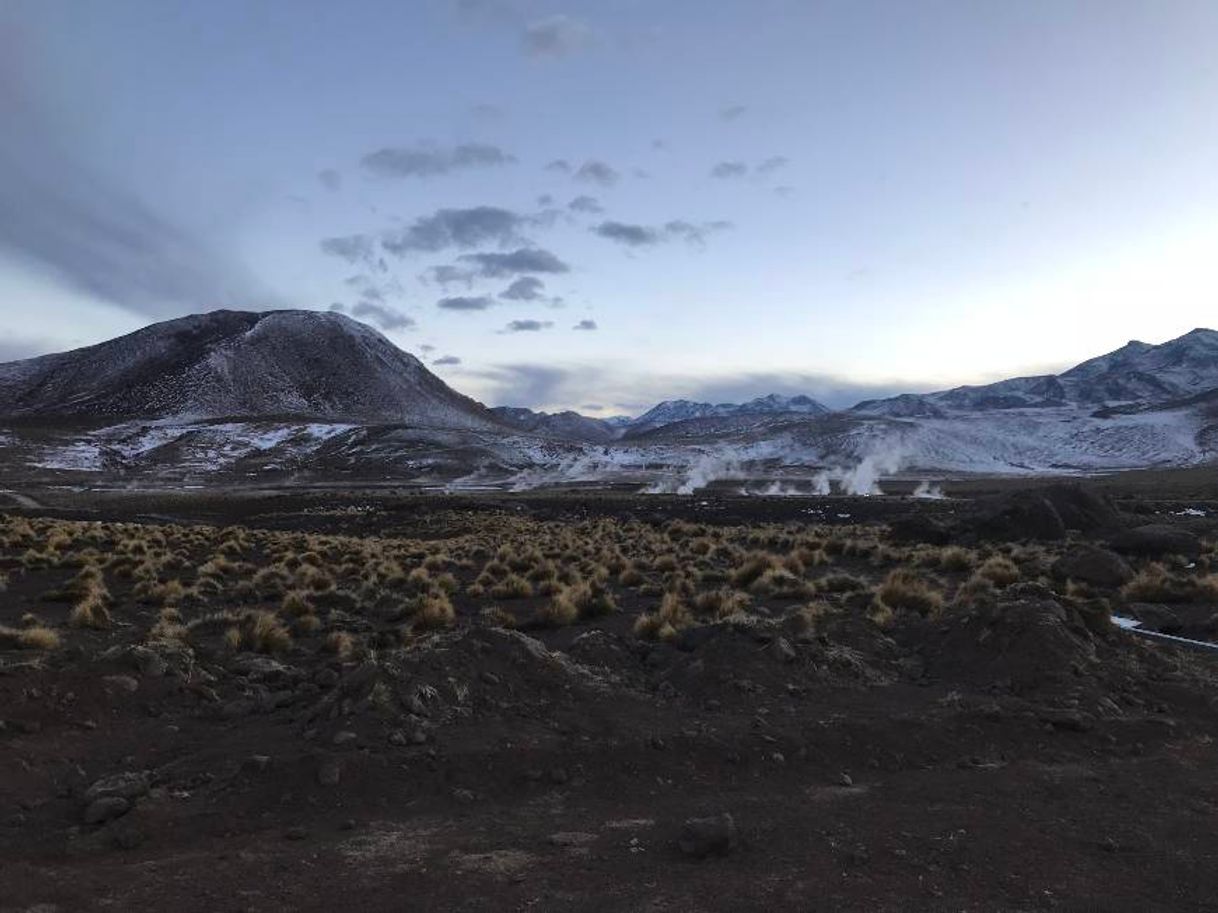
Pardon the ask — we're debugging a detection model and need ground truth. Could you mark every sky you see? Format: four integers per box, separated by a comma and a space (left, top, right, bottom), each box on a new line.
2, 0, 1218, 416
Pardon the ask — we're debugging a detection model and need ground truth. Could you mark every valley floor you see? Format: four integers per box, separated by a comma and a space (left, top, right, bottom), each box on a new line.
2, 476, 1217, 912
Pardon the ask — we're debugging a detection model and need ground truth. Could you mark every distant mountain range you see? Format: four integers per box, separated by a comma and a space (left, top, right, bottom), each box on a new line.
1, 310, 1216, 480
853, 328, 1218, 417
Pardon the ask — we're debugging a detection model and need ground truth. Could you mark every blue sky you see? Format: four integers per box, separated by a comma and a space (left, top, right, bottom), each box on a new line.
2, 0, 1218, 414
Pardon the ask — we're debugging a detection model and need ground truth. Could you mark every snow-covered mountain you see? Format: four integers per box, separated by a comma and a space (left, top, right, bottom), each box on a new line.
490, 406, 620, 443
624, 394, 830, 436
0, 310, 501, 429
853, 328, 1218, 416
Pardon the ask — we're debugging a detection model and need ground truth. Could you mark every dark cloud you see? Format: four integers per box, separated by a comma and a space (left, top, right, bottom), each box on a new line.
710, 161, 748, 179
593, 221, 660, 246
593, 219, 730, 247
523, 15, 592, 57
537, 193, 555, 207
419, 343, 435, 353
420, 264, 475, 287
757, 156, 789, 174
0, 96, 275, 320
568, 195, 603, 214
663, 219, 733, 245
575, 160, 620, 187
383, 206, 528, 255
572, 319, 598, 331
503, 319, 553, 332
438, 295, 495, 311
500, 276, 545, 300
320, 234, 377, 265
456, 247, 569, 278
433, 355, 462, 366
361, 143, 515, 179
350, 301, 416, 331
317, 168, 342, 191
545, 159, 572, 173
719, 104, 748, 121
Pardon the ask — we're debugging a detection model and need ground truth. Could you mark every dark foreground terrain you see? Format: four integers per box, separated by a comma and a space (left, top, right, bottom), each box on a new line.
2, 475, 1218, 912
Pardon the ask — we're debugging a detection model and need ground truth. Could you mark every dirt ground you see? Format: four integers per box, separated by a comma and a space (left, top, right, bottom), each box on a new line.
2, 475, 1218, 912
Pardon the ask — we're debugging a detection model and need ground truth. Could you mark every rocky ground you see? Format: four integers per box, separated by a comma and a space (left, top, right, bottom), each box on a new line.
2, 478, 1218, 912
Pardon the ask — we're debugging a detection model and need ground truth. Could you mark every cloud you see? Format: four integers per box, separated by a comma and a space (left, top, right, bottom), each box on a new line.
321, 234, 378, 265
317, 168, 342, 191
568, 195, 603, 214
572, 319, 597, 330
420, 264, 476, 287
523, 15, 593, 57
719, 104, 748, 121
383, 206, 529, 255
500, 276, 546, 300
575, 160, 620, 187
469, 103, 502, 119
503, 319, 553, 333
545, 159, 572, 173
593, 219, 731, 247
593, 221, 660, 246
350, 301, 416, 331
0, 95, 275, 320
433, 355, 462, 365
456, 247, 569, 278
438, 295, 495, 311
361, 143, 515, 178
537, 193, 555, 207
757, 156, 789, 175
663, 219, 733, 245
710, 161, 748, 179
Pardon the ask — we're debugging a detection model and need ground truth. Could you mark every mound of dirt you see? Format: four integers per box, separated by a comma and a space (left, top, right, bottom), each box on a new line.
923, 584, 1104, 692
1108, 524, 1203, 559
1051, 545, 1135, 588
966, 483, 1124, 542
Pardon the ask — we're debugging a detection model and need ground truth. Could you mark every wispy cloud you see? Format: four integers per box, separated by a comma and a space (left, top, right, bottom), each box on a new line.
438, 295, 496, 311
361, 143, 515, 178
523, 15, 593, 57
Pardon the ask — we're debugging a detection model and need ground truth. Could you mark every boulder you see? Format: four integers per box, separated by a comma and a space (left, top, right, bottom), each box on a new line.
1108, 524, 1202, 559
1051, 545, 1134, 588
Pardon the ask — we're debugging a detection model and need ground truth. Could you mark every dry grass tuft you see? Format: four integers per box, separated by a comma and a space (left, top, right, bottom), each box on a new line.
876, 568, 943, 617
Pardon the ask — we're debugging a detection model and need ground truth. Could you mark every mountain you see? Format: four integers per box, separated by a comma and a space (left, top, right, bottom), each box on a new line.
0, 310, 501, 429
624, 394, 830, 436
490, 406, 619, 443
853, 328, 1218, 416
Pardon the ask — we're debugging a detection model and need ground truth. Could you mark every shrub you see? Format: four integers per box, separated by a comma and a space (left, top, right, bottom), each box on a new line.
876, 569, 943, 617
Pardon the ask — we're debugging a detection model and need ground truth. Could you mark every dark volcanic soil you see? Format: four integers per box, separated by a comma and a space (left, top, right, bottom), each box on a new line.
2, 478, 1218, 912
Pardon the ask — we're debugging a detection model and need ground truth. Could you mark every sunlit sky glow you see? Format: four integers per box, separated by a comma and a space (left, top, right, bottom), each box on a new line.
2, 0, 1217, 415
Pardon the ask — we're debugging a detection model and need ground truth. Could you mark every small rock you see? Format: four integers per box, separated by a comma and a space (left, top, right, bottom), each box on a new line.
84, 772, 149, 804
84, 796, 130, 825
769, 637, 796, 663
316, 758, 342, 787
452, 788, 476, 803
387, 730, 408, 746
548, 831, 597, 847
481, 671, 501, 685
242, 755, 272, 774
838, 772, 853, 787
678, 813, 738, 859
331, 730, 358, 746
103, 675, 139, 695
284, 826, 308, 841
